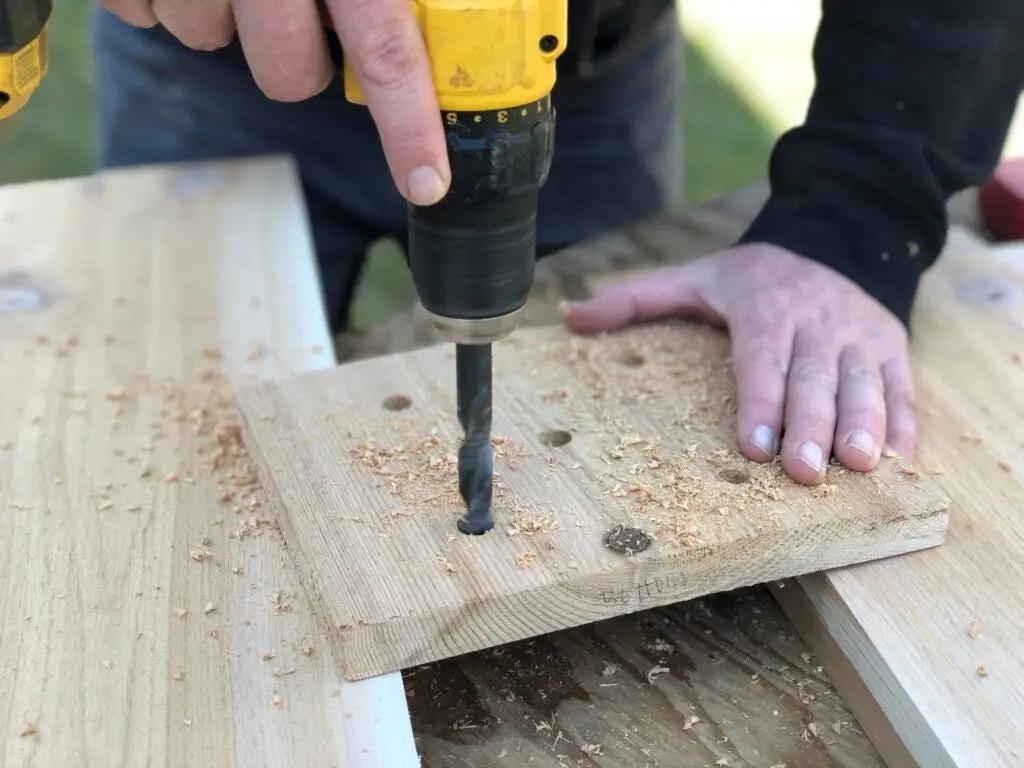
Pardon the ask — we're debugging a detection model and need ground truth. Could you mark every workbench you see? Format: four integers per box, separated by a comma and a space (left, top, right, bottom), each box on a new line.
0, 155, 1012, 768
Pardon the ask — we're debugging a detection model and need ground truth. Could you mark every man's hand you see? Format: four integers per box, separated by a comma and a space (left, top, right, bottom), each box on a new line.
99, 0, 451, 207
563, 243, 917, 485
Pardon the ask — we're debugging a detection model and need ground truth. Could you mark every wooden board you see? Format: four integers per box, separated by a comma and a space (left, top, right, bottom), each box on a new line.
237, 309, 950, 681
773, 226, 1024, 767
407, 588, 887, 767
0, 156, 417, 767
343, 183, 889, 767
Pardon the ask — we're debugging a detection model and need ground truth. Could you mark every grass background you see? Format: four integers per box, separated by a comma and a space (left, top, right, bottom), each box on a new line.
9, 2, 1018, 325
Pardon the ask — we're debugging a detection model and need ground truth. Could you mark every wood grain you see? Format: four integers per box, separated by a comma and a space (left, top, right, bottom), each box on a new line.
777, 226, 1024, 767
238, 309, 949, 680
407, 587, 886, 768
0, 156, 417, 768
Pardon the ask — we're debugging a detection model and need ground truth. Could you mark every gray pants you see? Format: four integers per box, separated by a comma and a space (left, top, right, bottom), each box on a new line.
91, 6, 683, 332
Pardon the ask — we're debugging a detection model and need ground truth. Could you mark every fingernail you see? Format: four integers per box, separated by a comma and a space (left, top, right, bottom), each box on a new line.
798, 441, 825, 475
407, 166, 447, 206
750, 424, 776, 455
844, 428, 877, 459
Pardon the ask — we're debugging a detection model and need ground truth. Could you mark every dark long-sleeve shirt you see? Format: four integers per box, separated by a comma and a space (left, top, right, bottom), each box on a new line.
737, 0, 1024, 327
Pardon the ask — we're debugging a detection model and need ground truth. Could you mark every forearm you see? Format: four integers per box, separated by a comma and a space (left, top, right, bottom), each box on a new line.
738, 0, 1024, 327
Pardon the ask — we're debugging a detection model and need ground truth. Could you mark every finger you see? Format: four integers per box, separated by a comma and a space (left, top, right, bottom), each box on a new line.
99, 0, 158, 27
325, 0, 450, 206
730, 316, 794, 464
153, 0, 235, 51
832, 345, 885, 472
881, 356, 918, 461
563, 263, 720, 335
231, 0, 334, 102
780, 327, 841, 485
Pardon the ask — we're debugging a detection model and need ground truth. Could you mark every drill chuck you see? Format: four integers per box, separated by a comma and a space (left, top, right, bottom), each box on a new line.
409, 99, 556, 344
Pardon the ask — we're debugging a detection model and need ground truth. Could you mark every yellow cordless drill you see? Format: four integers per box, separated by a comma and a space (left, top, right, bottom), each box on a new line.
343, 2, 568, 536
0, 0, 50, 120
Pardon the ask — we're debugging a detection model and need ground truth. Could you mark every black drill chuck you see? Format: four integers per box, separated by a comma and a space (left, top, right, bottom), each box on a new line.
407, 97, 556, 343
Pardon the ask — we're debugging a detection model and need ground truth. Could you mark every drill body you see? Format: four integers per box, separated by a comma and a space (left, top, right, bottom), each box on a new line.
0, 0, 50, 119
343, 1, 567, 345
345, 1, 568, 535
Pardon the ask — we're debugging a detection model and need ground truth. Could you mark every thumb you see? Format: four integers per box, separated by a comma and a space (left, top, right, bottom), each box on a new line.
563, 262, 722, 335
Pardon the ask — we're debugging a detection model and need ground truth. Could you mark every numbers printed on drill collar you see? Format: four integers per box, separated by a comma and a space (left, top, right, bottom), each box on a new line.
444, 97, 550, 131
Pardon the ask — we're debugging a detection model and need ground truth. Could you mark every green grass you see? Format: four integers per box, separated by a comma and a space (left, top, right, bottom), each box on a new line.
0, 5, 776, 327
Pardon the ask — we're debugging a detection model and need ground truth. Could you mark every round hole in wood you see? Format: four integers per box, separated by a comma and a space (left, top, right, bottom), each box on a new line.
718, 468, 751, 485
604, 524, 651, 555
538, 429, 571, 448
382, 394, 412, 411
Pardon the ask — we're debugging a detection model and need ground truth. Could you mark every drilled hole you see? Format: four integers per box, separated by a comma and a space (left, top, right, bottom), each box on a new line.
539, 429, 571, 448
619, 351, 645, 367
382, 394, 412, 411
539, 35, 559, 53
718, 469, 750, 485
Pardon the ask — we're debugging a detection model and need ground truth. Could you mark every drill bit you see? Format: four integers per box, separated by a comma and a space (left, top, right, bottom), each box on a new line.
455, 343, 494, 535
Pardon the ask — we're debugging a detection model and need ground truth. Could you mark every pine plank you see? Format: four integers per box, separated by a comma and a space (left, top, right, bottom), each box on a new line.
0, 156, 417, 768
773, 226, 1024, 767
237, 300, 950, 680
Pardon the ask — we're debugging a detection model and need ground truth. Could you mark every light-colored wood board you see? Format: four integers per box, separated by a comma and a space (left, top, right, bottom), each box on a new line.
777, 226, 1024, 768
238, 311, 949, 681
0, 156, 417, 768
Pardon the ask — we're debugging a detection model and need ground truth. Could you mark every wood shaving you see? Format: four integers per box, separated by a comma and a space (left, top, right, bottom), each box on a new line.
977, 665, 988, 677
645, 664, 670, 684
601, 663, 620, 677
516, 552, 537, 569
581, 743, 603, 756
98, 500, 113, 511
20, 721, 37, 737
301, 646, 314, 656
968, 620, 982, 638
101, 660, 113, 669
682, 715, 700, 730
202, 602, 216, 614
172, 672, 185, 681
105, 387, 128, 401
270, 696, 282, 707
175, 608, 188, 618
190, 550, 212, 562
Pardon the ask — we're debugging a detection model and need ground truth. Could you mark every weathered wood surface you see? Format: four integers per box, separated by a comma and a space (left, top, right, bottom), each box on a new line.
0, 156, 416, 768
239, 318, 948, 681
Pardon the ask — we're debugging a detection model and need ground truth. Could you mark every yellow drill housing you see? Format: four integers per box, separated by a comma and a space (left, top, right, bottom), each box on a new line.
343, 0, 568, 112
0, 0, 50, 120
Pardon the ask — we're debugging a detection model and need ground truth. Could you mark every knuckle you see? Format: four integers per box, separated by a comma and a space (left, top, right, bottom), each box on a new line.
357, 19, 420, 88
736, 344, 788, 379
843, 363, 884, 392
790, 358, 838, 394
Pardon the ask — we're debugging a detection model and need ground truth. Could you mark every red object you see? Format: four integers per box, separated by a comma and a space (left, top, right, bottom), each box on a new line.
978, 157, 1024, 241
